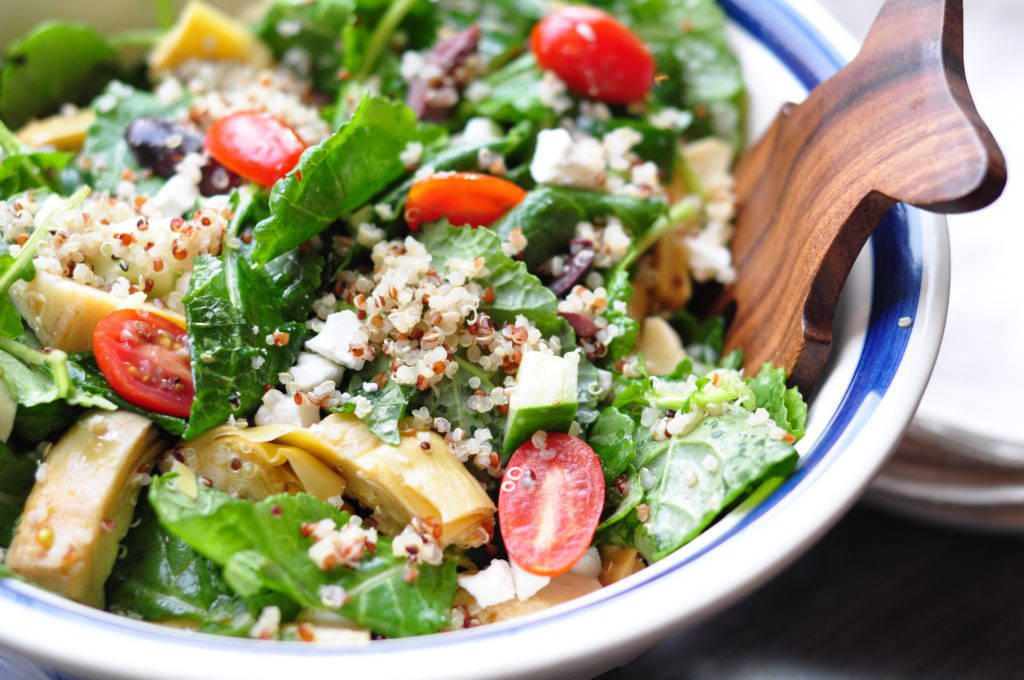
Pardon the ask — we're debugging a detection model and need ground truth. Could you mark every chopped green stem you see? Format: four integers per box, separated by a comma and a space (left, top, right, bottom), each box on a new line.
354, 0, 419, 81
0, 186, 90, 297
631, 196, 702, 262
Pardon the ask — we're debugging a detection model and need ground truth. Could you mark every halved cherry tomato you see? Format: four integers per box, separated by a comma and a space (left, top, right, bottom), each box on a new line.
93, 309, 195, 418
405, 172, 526, 231
530, 5, 656, 104
499, 433, 605, 577
205, 111, 306, 187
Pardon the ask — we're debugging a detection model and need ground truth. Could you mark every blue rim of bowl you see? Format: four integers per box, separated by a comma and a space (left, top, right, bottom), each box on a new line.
0, 0, 924, 658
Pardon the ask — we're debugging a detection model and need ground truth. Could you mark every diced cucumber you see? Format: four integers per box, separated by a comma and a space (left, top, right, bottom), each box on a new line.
502, 350, 579, 457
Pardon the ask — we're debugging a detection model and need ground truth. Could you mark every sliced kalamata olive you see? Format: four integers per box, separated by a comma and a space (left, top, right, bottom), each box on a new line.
559, 312, 598, 338
125, 117, 204, 177
125, 117, 240, 196
198, 162, 242, 196
547, 248, 595, 298
407, 25, 482, 122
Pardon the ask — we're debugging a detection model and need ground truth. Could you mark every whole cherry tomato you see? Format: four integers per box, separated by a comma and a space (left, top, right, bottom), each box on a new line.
93, 309, 195, 418
205, 111, 306, 187
405, 172, 526, 231
530, 5, 656, 104
499, 433, 605, 577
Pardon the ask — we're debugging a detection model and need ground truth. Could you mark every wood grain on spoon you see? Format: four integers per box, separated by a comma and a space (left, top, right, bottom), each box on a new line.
718, 0, 1006, 391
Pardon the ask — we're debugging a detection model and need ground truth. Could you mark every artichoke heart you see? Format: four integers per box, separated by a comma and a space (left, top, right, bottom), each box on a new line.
6, 411, 163, 607
10, 272, 185, 353
303, 414, 496, 548
160, 425, 346, 502
149, 0, 272, 72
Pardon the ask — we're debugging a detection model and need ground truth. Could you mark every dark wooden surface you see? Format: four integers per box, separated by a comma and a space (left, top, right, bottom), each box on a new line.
721, 0, 1006, 390
603, 505, 1024, 679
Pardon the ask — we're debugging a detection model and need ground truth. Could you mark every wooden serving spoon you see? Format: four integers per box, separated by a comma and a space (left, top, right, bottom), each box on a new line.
717, 0, 1006, 391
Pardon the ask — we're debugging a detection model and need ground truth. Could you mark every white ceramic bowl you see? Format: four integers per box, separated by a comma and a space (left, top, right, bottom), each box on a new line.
0, 1, 950, 678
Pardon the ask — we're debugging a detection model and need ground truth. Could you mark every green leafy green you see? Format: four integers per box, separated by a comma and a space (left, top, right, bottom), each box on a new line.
589, 407, 637, 485
419, 222, 563, 335
184, 190, 322, 438
68, 354, 186, 436
81, 82, 189, 195
421, 355, 505, 445
601, 405, 797, 561
0, 120, 70, 198
332, 357, 413, 446
255, 0, 356, 93
253, 96, 439, 265
746, 363, 808, 441
459, 53, 555, 125
493, 186, 666, 269
107, 504, 297, 635
11, 399, 80, 443
0, 442, 35, 548
0, 22, 119, 129
602, 267, 640, 363
591, 0, 746, 147
149, 475, 457, 637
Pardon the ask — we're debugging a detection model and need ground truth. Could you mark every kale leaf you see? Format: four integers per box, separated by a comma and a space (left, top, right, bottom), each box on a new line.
601, 405, 797, 561
332, 356, 414, 446
149, 475, 458, 637
107, 503, 298, 636
184, 189, 322, 437
746, 363, 808, 441
493, 186, 666, 269
252, 96, 441, 265
418, 222, 563, 335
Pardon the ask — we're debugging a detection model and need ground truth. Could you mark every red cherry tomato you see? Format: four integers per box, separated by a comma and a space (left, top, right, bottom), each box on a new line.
530, 5, 656, 104
93, 309, 195, 418
205, 111, 306, 187
499, 433, 605, 577
405, 172, 527, 231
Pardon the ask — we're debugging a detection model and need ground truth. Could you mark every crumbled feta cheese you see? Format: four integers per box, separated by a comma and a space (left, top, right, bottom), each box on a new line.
530, 128, 605, 189
306, 310, 368, 370
602, 127, 643, 172
249, 606, 281, 640
537, 70, 573, 114
458, 559, 517, 608
254, 389, 321, 428
288, 352, 345, 391
510, 560, 551, 601
399, 141, 424, 168
356, 222, 385, 247
570, 546, 602, 578
459, 117, 503, 146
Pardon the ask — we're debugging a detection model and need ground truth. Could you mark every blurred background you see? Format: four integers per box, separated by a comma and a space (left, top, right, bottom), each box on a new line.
609, 1, 1024, 677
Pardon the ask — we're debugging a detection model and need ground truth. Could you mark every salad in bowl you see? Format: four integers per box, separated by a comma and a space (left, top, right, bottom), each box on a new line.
0, 0, 809, 644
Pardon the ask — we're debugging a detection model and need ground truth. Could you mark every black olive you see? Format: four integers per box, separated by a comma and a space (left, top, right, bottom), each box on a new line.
124, 117, 241, 196
547, 248, 596, 298
124, 117, 204, 178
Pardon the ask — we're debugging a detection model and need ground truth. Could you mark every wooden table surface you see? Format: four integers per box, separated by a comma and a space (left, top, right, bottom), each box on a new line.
603, 506, 1024, 679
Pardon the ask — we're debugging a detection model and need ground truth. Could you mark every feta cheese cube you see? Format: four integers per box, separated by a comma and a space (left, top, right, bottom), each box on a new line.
254, 389, 320, 428
457, 559, 516, 608
530, 128, 606, 190
288, 352, 345, 391
510, 559, 551, 601
306, 310, 367, 371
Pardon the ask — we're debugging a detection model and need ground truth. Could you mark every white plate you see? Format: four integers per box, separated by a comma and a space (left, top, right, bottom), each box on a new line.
0, 2, 951, 678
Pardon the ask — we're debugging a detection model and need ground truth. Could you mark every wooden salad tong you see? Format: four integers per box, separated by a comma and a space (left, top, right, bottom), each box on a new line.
717, 0, 1006, 390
